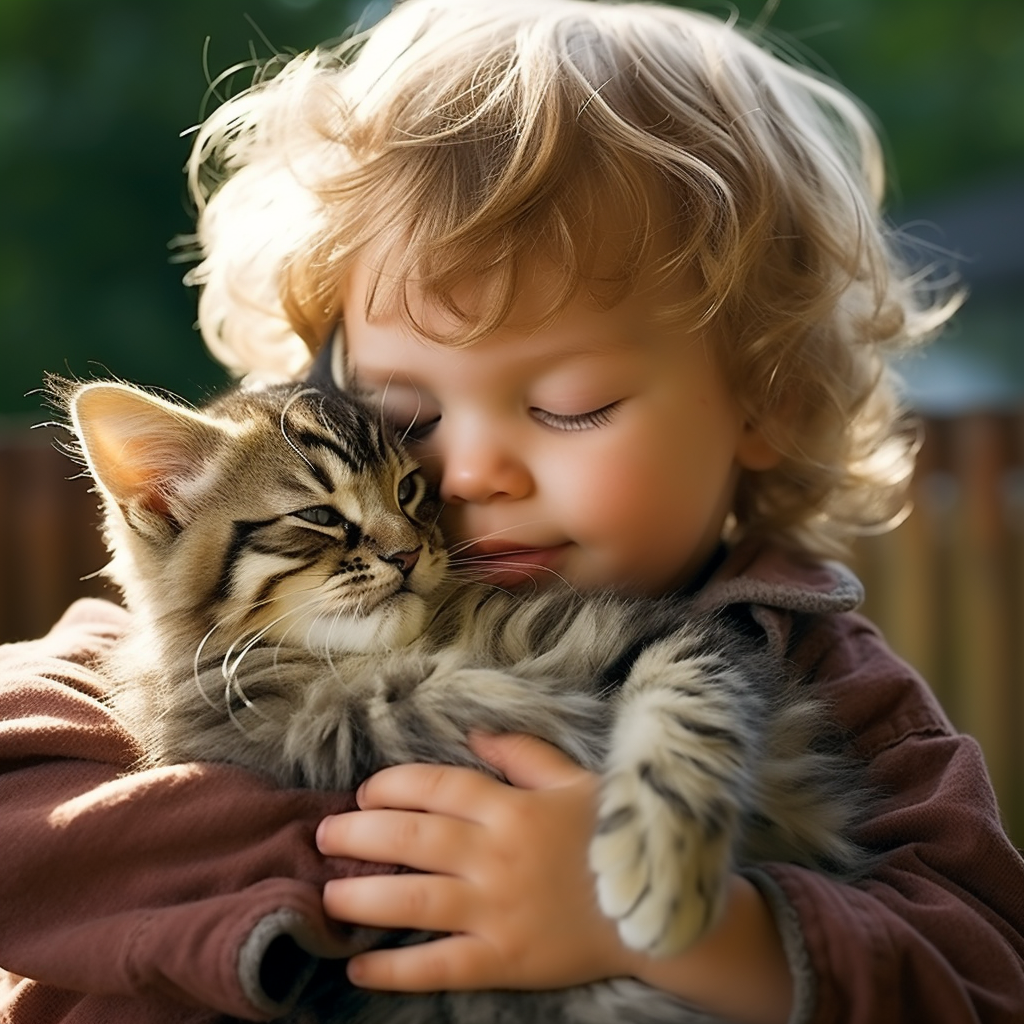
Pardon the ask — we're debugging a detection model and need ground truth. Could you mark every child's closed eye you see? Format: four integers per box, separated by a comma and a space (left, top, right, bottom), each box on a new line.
398, 415, 441, 442
372, 384, 441, 443
531, 401, 621, 432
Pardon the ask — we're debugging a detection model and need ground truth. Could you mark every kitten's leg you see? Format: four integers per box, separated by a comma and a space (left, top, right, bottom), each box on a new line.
367, 652, 608, 773
588, 622, 758, 957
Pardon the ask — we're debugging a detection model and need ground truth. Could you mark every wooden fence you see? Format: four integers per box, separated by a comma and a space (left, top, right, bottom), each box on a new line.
1, 414, 1022, 841
851, 412, 1024, 845
0, 426, 111, 643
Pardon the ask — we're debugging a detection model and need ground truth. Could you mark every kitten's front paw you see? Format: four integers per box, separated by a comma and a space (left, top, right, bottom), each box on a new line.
588, 761, 731, 957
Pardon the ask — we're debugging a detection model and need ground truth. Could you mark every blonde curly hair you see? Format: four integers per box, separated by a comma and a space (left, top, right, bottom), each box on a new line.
183, 0, 959, 557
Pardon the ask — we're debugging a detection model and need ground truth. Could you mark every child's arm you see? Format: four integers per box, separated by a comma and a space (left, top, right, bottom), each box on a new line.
318, 619, 1024, 1024
318, 733, 794, 1024
0, 600, 381, 1021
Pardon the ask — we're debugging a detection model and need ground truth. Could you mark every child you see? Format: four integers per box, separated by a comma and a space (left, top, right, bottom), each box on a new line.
2, 1, 1023, 1022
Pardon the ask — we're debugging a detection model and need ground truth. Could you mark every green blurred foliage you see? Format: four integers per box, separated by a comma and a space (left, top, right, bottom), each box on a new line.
0, 0, 1021, 417
0, 0, 372, 417
724, 0, 1024, 202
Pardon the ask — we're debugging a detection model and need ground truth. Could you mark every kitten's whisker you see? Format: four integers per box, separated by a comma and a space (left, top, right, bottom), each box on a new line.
242, 592, 327, 652
192, 623, 226, 711
220, 602, 319, 727
273, 600, 327, 650
446, 557, 581, 597
445, 567, 538, 598
375, 373, 404, 442
307, 608, 338, 657
445, 521, 553, 557
312, 609, 343, 667
392, 376, 426, 448
376, 373, 396, 437
278, 387, 321, 475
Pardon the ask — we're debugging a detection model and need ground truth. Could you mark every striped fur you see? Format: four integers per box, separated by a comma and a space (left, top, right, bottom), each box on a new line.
63, 377, 869, 1024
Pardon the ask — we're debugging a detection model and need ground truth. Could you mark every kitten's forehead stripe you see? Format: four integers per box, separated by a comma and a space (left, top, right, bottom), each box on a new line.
371, 422, 390, 463
295, 430, 365, 472
303, 457, 335, 495
276, 478, 325, 501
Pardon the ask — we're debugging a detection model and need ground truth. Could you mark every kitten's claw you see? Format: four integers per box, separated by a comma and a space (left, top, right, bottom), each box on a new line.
589, 761, 731, 956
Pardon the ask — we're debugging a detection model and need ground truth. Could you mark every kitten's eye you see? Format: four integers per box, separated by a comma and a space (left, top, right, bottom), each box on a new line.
292, 506, 343, 527
397, 470, 423, 507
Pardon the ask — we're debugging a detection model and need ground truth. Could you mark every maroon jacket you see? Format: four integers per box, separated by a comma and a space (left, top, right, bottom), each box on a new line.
1, 542, 1023, 1023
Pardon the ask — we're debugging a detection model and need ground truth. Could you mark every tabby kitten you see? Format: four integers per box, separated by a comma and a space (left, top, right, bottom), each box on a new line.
61, 375, 866, 1024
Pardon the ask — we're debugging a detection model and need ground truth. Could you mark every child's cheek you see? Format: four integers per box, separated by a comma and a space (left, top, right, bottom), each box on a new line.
549, 433, 735, 594
556, 449, 664, 538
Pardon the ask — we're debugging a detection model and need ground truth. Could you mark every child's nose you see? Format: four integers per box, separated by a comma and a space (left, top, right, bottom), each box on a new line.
439, 430, 532, 504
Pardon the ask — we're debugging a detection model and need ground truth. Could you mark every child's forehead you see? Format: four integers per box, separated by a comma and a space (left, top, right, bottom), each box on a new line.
344, 255, 689, 348
340, 247, 713, 389
339, 192, 694, 346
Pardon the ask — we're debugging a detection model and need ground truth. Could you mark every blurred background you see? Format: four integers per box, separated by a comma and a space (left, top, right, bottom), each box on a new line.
0, 0, 1021, 838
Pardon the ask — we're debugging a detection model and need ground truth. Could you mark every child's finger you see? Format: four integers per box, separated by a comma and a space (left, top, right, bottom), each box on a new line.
317, 807, 479, 873
346, 934, 491, 992
353, 760, 507, 818
468, 731, 590, 790
323, 873, 470, 934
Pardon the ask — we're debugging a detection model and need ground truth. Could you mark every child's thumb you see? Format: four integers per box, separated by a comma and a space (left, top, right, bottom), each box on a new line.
468, 731, 589, 790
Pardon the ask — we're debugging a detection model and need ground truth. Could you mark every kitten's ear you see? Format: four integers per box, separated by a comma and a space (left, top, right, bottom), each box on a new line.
70, 383, 228, 533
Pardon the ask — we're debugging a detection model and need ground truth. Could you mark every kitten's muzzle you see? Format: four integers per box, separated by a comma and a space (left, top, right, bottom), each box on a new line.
379, 546, 422, 578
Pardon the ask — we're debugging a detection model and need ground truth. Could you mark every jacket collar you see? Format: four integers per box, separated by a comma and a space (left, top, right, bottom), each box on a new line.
689, 540, 863, 658
693, 539, 863, 619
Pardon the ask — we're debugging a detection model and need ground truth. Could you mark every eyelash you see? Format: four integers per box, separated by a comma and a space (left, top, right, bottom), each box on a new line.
400, 416, 440, 443
531, 402, 620, 432
393, 402, 620, 440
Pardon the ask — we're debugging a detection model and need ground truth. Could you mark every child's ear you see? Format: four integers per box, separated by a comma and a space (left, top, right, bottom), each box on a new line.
70, 383, 229, 534
736, 420, 784, 471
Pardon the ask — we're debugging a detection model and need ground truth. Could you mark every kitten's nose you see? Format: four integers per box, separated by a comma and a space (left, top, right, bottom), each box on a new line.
380, 546, 421, 577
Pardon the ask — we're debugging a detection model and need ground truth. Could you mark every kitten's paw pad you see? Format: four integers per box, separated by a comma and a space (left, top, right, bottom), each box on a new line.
588, 763, 729, 956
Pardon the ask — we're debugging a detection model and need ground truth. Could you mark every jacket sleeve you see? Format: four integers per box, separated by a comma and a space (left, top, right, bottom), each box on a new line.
764, 611, 1024, 1024
0, 599, 389, 1023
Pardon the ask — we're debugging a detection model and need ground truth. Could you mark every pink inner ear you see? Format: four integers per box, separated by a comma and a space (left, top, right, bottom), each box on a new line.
73, 383, 225, 530
105, 449, 189, 535
89, 434, 180, 507
135, 484, 173, 519
80, 421, 196, 529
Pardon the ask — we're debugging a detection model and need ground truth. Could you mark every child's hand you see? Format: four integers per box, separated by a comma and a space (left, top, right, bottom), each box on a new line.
316, 733, 634, 991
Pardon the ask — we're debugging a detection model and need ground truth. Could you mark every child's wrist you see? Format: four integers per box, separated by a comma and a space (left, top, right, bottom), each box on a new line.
620, 875, 793, 1024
